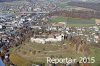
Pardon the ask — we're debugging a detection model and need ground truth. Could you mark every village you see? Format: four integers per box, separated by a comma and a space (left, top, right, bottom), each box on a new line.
0, 10, 100, 66
0, 0, 100, 66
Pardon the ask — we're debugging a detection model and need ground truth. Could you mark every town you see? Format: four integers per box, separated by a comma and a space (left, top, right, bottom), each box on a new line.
0, 0, 100, 66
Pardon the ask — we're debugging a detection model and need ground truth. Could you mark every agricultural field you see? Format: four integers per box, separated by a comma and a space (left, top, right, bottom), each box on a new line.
48, 16, 96, 26
90, 47, 100, 66
9, 53, 30, 66
9, 40, 100, 66
48, 16, 67, 23
10, 38, 100, 66
10, 41, 81, 66
10, 42, 100, 66
95, 19, 100, 24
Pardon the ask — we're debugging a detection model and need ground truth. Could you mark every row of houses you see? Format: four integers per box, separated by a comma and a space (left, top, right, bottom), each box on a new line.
30, 21, 100, 44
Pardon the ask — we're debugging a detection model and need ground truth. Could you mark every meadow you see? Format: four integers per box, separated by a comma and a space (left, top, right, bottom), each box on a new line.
48, 16, 95, 26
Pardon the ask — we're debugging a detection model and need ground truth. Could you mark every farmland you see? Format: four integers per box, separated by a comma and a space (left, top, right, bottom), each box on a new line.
11, 41, 82, 65
9, 41, 100, 66
90, 47, 100, 66
48, 16, 95, 26
9, 53, 30, 66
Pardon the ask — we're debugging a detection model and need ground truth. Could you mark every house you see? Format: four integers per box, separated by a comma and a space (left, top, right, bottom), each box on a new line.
30, 26, 41, 29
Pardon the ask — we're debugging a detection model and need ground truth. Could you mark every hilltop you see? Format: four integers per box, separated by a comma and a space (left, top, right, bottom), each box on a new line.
68, 1, 100, 11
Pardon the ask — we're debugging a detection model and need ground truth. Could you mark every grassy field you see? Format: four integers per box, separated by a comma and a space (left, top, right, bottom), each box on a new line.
48, 16, 67, 22
48, 16, 95, 26
90, 47, 100, 66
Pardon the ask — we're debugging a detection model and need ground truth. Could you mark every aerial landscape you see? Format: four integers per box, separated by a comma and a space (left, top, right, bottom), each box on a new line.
0, 0, 100, 66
